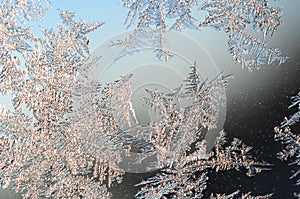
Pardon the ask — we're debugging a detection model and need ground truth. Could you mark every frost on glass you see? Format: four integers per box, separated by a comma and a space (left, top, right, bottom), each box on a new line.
135, 131, 271, 199
209, 190, 273, 199
120, 0, 287, 70
127, 63, 232, 170
0, 0, 284, 198
130, 64, 271, 198
274, 92, 300, 198
0, 0, 120, 197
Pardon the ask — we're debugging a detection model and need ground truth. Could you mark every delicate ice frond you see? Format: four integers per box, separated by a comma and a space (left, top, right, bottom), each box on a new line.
184, 62, 201, 96
135, 131, 270, 199
123, 0, 198, 30
184, 71, 232, 129
210, 131, 271, 177
228, 31, 288, 71
102, 74, 138, 129
121, 0, 286, 69
281, 92, 300, 127
209, 190, 273, 199
199, 0, 282, 37
56, 10, 104, 56
274, 126, 300, 183
274, 92, 300, 191
110, 28, 149, 60
59, 10, 103, 35
111, 27, 172, 61
120, 0, 198, 60
199, 0, 287, 70
135, 169, 208, 199
137, 68, 231, 170
142, 88, 171, 117
135, 139, 209, 199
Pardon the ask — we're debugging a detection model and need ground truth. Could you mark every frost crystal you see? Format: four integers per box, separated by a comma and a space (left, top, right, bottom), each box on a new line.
0, 1, 122, 197
199, 0, 287, 70
135, 131, 271, 199
209, 190, 273, 199
0, 0, 284, 198
275, 92, 300, 197
121, 0, 287, 69
129, 63, 232, 170
119, 0, 197, 61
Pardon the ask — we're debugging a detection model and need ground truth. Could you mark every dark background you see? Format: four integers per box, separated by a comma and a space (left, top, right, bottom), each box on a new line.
204, 54, 300, 198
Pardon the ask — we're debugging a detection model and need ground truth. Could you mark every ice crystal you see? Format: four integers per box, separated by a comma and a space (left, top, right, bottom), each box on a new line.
135, 131, 271, 199
280, 93, 300, 128
209, 190, 273, 199
227, 30, 287, 70
120, 0, 287, 70
199, 0, 287, 70
0, 1, 280, 198
118, 0, 197, 61
274, 92, 300, 197
126, 63, 232, 170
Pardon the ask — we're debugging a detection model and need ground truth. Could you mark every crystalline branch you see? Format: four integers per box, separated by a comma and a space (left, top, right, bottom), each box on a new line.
121, 0, 287, 70
275, 92, 300, 197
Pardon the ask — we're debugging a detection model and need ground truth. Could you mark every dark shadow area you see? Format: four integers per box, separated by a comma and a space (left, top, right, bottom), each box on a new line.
203, 56, 300, 198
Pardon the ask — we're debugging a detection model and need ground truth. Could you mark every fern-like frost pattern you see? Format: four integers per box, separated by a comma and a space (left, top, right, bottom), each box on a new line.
120, 0, 287, 70
275, 92, 300, 198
